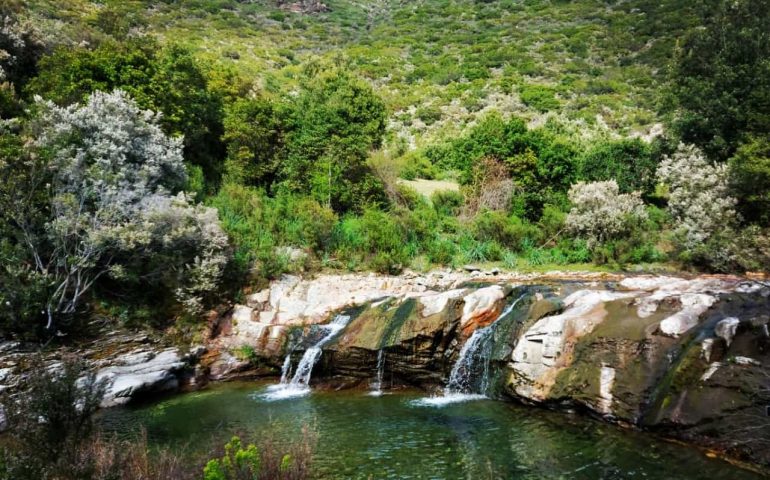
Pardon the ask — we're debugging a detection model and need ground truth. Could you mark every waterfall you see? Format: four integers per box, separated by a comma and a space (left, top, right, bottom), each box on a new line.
261, 314, 351, 400
412, 293, 525, 406
368, 349, 386, 396
279, 353, 292, 384
445, 325, 496, 394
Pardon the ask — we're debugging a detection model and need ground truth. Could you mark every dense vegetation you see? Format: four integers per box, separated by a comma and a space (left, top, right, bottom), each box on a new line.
0, 0, 768, 344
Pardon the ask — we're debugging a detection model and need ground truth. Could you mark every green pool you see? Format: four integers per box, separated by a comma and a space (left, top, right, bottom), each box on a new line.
99, 382, 764, 479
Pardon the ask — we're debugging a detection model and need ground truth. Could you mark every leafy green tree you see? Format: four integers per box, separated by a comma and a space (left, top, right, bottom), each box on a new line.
222, 97, 285, 187
281, 70, 388, 212
0, 10, 44, 117
670, 0, 770, 161
578, 139, 658, 196
729, 136, 770, 226
26, 38, 226, 184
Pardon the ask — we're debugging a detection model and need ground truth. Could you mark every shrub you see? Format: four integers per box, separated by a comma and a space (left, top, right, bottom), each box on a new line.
415, 104, 442, 125
729, 136, 770, 226
578, 139, 658, 196
332, 209, 410, 273
0, 356, 107, 479
657, 144, 737, 252
431, 190, 464, 216
472, 211, 539, 251
426, 236, 457, 265
566, 180, 648, 247
2, 90, 228, 333
519, 85, 560, 112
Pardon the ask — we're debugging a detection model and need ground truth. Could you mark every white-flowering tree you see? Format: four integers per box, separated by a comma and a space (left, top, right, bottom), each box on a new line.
656, 143, 738, 250
16, 90, 227, 330
566, 180, 647, 247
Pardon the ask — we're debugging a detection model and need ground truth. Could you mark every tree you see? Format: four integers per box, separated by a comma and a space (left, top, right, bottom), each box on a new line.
657, 143, 738, 262
222, 97, 285, 187
0, 12, 44, 117
1, 90, 227, 334
669, 0, 770, 161
578, 138, 659, 196
729, 136, 770, 226
566, 180, 647, 247
281, 70, 387, 212
26, 38, 226, 184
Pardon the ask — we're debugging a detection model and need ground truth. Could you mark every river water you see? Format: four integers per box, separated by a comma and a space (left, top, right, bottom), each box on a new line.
99, 381, 764, 479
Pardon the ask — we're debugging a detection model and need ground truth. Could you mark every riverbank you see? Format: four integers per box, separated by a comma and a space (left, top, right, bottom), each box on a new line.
2, 270, 769, 474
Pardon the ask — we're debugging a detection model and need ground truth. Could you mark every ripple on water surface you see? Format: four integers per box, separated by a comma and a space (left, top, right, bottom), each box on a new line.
98, 382, 766, 480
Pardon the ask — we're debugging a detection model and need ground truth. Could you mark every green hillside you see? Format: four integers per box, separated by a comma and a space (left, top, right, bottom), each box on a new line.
25, 0, 698, 145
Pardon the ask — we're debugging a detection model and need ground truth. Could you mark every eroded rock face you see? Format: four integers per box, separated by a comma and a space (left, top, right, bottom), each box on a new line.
0, 332, 202, 409
501, 277, 770, 468
460, 285, 507, 337
508, 290, 638, 401
97, 349, 187, 407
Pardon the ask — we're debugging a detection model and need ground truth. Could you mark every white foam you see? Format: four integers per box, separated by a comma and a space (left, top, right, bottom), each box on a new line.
409, 393, 486, 407
257, 385, 311, 401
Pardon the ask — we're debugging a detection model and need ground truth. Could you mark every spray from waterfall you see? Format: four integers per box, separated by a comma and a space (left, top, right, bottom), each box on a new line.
412, 293, 525, 407
261, 314, 351, 400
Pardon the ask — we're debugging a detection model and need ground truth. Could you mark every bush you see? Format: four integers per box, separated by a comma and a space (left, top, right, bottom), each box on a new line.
472, 211, 540, 252
332, 209, 410, 274
657, 144, 737, 254
566, 180, 648, 247
0, 356, 107, 479
426, 236, 457, 265
431, 190, 464, 216
1, 90, 228, 334
0, 357, 315, 480
415, 104, 442, 125
579, 139, 658, 196
519, 85, 560, 112
729, 136, 770, 226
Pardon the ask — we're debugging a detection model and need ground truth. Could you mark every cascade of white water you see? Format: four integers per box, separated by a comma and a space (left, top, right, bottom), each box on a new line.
369, 349, 386, 396
446, 296, 521, 394
289, 314, 351, 387
279, 353, 293, 384
411, 293, 525, 406
262, 314, 351, 400
445, 325, 496, 394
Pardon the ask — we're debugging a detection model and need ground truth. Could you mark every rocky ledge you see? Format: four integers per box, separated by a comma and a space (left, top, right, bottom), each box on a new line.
0, 330, 205, 409
204, 271, 770, 470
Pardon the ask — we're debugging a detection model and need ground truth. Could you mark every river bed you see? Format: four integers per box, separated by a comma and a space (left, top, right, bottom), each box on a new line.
99, 381, 765, 479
